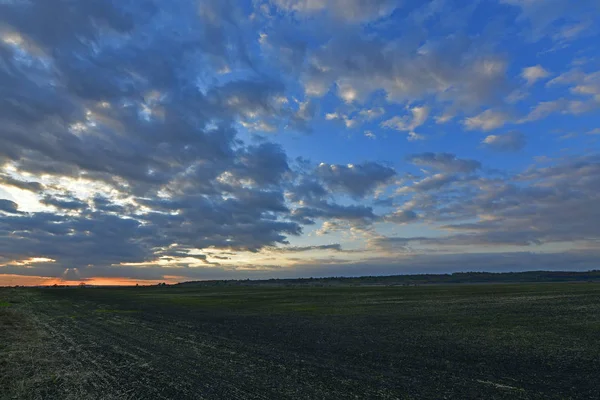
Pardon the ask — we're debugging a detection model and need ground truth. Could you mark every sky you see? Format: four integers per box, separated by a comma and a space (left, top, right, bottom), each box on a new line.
1, 0, 600, 286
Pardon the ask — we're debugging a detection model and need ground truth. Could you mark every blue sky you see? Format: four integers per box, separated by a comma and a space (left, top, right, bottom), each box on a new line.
0, 0, 599, 285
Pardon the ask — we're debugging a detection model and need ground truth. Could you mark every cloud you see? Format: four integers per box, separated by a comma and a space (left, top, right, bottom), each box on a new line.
0, 199, 20, 214
0, 0, 313, 271
407, 132, 425, 141
302, 33, 509, 109
0, 174, 44, 192
324, 106, 385, 130
316, 162, 396, 198
4, 249, 600, 282
381, 106, 430, 132
358, 107, 385, 121
520, 70, 600, 123
269, 244, 343, 252
291, 201, 377, 225
553, 21, 592, 43
482, 131, 526, 152
463, 109, 511, 131
395, 154, 600, 248
548, 69, 600, 102
234, 142, 290, 186
384, 210, 418, 224
522, 65, 550, 85
407, 153, 481, 173
519, 98, 597, 123
286, 178, 328, 203
41, 195, 87, 211
399, 174, 460, 193
501, 0, 599, 42
270, 0, 396, 22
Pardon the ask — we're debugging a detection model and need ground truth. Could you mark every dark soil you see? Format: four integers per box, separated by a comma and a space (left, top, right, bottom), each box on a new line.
1, 283, 599, 399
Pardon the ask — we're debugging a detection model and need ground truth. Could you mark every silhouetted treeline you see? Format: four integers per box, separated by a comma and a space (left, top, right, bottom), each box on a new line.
177, 270, 600, 287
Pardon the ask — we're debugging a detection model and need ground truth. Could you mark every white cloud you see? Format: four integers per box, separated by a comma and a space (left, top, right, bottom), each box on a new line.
411, 106, 430, 128
482, 131, 526, 152
270, 0, 396, 22
240, 120, 277, 132
407, 132, 425, 141
364, 131, 376, 139
338, 83, 359, 103
506, 89, 529, 104
344, 117, 357, 128
324, 112, 361, 129
435, 112, 454, 124
501, 0, 598, 42
522, 65, 550, 85
519, 100, 564, 122
358, 107, 385, 121
571, 71, 600, 101
520, 98, 597, 123
548, 69, 600, 102
463, 109, 510, 131
381, 106, 430, 132
554, 21, 591, 42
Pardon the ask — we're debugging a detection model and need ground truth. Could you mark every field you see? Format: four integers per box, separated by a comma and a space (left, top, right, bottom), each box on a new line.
1, 283, 600, 399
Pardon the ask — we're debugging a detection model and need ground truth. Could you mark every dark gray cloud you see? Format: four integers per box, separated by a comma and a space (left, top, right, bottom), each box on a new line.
0, 199, 19, 214
0, 211, 148, 267
0, 0, 311, 271
393, 154, 600, 247
286, 178, 328, 203
234, 142, 290, 186
316, 162, 396, 198
0, 174, 44, 192
291, 201, 377, 226
301, 30, 509, 109
407, 153, 482, 173
41, 196, 87, 211
4, 249, 598, 282
383, 210, 418, 224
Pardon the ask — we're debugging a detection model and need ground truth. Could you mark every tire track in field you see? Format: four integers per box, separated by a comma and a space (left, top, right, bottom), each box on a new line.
28, 297, 404, 399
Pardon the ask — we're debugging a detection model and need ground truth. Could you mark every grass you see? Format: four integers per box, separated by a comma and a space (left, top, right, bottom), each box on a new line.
1, 282, 600, 399
94, 308, 139, 314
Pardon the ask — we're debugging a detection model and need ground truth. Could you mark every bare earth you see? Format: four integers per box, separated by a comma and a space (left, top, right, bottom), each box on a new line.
1, 283, 600, 399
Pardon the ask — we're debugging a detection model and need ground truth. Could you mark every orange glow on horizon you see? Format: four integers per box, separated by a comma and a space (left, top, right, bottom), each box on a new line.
0, 274, 182, 287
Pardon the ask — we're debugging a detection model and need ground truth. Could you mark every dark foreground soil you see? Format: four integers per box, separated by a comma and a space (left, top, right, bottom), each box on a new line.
1, 283, 600, 399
